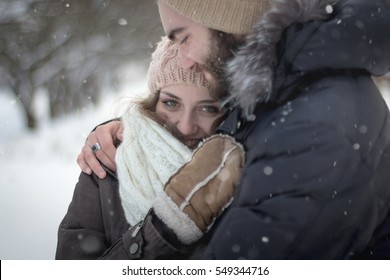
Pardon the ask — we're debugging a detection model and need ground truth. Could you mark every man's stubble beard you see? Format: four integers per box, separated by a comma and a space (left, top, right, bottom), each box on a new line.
200, 30, 244, 100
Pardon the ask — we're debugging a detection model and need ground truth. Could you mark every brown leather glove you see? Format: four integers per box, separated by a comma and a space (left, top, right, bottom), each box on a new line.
153, 134, 245, 244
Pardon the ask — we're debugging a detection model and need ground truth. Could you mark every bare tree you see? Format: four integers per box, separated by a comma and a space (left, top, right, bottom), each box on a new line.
0, 0, 162, 129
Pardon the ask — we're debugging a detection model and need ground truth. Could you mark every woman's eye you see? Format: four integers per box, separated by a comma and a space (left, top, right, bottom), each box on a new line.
162, 100, 178, 108
200, 106, 220, 115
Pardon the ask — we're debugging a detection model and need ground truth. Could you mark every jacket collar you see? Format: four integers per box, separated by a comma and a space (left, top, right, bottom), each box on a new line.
225, 0, 338, 119
217, 107, 242, 136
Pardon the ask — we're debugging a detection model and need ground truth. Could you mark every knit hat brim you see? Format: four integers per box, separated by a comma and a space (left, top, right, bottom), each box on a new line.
159, 0, 270, 34
147, 37, 209, 94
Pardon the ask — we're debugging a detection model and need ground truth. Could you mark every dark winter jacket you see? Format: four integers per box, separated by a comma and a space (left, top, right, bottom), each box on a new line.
55, 168, 194, 259
203, 0, 390, 259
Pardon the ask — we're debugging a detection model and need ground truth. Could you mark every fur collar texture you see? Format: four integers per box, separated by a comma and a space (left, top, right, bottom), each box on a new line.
226, 0, 339, 118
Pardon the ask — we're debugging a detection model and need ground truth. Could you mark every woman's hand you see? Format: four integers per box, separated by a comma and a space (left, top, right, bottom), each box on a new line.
77, 120, 123, 179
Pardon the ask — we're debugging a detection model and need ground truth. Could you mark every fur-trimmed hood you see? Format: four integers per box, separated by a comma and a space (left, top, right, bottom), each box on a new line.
227, 0, 390, 118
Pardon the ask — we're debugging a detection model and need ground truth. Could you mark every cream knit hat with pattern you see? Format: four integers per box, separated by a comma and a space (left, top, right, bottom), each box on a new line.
159, 0, 270, 35
147, 36, 209, 94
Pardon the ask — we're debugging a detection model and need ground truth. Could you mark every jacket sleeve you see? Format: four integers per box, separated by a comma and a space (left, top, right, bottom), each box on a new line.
56, 172, 110, 259
55, 171, 189, 259
99, 210, 192, 259
202, 121, 364, 259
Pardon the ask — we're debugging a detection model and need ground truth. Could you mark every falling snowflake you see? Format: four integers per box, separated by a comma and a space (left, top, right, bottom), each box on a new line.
359, 125, 368, 134
263, 166, 273, 175
117, 18, 128, 26
261, 236, 270, 243
232, 244, 241, 253
325, 5, 333, 14
353, 143, 361, 150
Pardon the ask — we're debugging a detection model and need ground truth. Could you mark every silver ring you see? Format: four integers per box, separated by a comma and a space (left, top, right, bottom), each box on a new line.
91, 143, 101, 153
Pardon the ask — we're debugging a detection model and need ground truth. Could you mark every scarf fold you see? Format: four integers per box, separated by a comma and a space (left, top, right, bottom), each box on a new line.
116, 105, 192, 226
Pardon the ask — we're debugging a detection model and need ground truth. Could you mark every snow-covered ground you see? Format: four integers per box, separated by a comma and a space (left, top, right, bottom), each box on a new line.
0, 77, 389, 259
0, 66, 147, 260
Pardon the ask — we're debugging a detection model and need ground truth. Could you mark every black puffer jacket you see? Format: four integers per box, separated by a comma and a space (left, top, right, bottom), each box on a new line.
202, 0, 390, 259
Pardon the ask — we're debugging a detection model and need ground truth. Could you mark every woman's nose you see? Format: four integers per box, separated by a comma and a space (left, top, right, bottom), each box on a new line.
176, 114, 198, 136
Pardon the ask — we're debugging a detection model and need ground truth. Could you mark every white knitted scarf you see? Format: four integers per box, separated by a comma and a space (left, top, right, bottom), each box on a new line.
116, 105, 192, 226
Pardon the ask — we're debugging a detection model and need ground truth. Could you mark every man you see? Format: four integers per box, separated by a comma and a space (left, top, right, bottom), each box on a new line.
79, 0, 390, 259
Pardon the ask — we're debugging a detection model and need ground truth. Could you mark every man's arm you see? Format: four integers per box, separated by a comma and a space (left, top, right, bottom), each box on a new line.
202, 121, 364, 259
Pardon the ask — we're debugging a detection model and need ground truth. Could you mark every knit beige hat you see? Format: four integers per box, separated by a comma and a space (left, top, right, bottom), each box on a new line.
159, 0, 270, 35
147, 36, 209, 94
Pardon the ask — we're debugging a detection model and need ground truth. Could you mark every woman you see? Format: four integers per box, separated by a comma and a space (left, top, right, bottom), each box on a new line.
55, 37, 244, 259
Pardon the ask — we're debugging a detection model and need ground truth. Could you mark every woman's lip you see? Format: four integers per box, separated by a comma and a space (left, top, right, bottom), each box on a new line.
184, 138, 202, 148
185, 138, 200, 143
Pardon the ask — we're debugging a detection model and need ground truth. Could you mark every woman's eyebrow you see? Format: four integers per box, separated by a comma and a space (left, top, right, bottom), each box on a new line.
198, 99, 220, 104
160, 91, 219, 104
160, 91, 181, 100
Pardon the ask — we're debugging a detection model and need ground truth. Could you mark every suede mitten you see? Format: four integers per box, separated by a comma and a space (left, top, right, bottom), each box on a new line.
153, 134, 245, 244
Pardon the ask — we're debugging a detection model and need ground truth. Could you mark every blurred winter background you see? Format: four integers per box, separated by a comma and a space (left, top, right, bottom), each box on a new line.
0, 0, 163, 259
0, 0, 389, 260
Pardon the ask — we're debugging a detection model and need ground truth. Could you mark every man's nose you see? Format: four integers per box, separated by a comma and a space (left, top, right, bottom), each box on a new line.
178, 48, 196, 71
